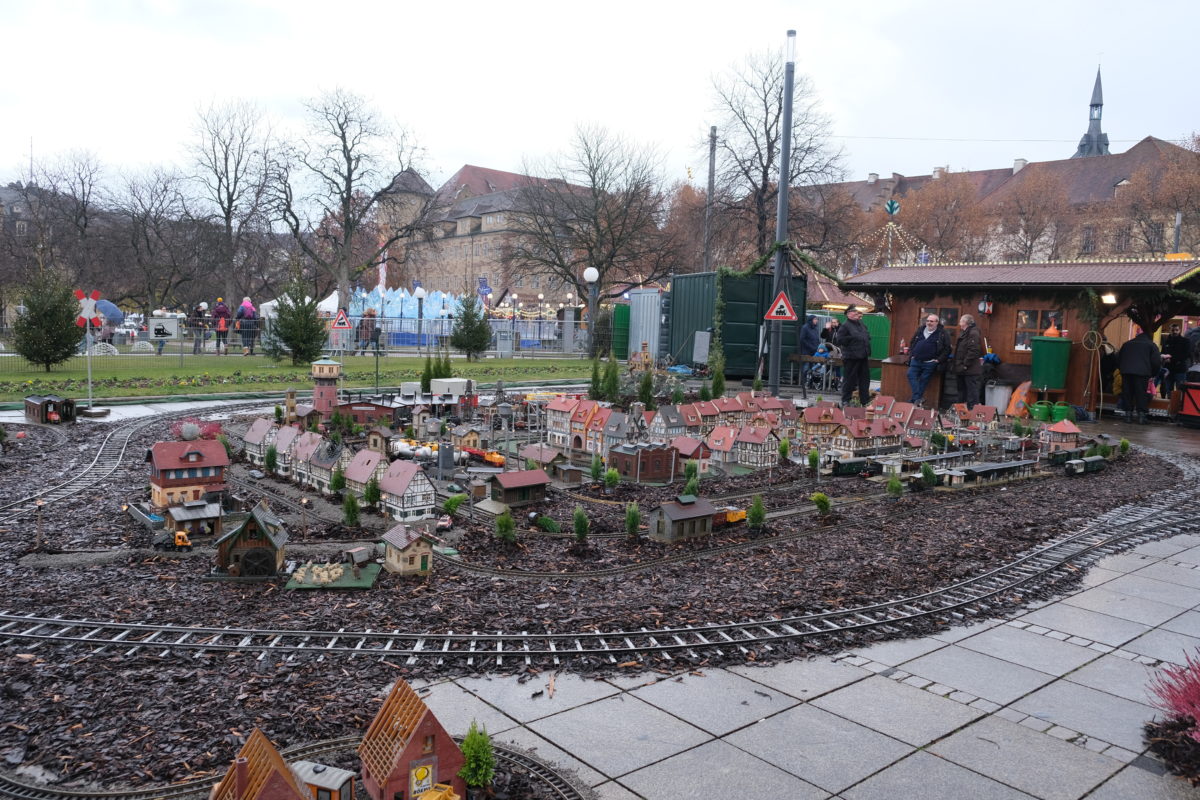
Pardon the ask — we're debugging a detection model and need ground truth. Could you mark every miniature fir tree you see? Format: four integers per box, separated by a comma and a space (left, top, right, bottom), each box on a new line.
886, 476, 904, 498
698, 382, 712, 402
274, 405, 284, 423
672, 386, 684, 405
930, 431, 947, 453
778, 438, 790, 461
450, 292, 492, 360
342, 493, 360, 525
525, 458, 538, 471
495, 511, 516, 544
261, 279, 327, 365
265, 445, 278, 473
810, 491, 831, 517
684, 459, 698, 481
1120, 437, 1131, 456
443, 494, 467, 515
421, 355, 433, 393
330, 466, 346, 494
683, 476, 699, 496
920, 463, 938, 489
748, 494, 766, 529
12, 271, 84, 372
710, 351, 726, 397
602, 355, 620, 402
808, 448, 819, 470
625, 501, 641, 541
573, 505, 589, 547
589, 359, 602, 400
405, 425, 416, 438
363, 476, 382, 509
458, 720, 495, 791
638, 370, 656, 410
604, 467, 620, 492
752, 375, 763, 393
590, 454, 603, 483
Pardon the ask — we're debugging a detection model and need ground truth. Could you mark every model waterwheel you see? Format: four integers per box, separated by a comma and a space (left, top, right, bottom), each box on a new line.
239, 547, 276, 577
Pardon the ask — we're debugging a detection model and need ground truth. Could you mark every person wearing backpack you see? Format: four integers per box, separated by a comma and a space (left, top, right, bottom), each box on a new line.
905, 312, 951, 407
235, 297, 258, 356
211, 298, 232, 355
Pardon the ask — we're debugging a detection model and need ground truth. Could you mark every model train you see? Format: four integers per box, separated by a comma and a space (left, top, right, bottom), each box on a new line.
830, 456, 882, 477
1065, 455, 1107, 476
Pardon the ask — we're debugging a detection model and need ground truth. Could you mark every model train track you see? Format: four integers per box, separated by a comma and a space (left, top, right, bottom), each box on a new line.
0, 736, 584, 800
2, 454, 1194, 667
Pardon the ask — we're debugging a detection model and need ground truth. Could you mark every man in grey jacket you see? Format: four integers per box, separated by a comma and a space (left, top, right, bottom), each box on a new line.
952, 314, 984, 409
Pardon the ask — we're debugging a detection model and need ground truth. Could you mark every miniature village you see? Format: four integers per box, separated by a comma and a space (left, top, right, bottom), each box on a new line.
0, 357, 1182, 794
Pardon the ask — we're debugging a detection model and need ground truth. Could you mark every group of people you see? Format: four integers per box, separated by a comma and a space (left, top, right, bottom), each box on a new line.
1116, 322, 1200, 424
897, 312, 982, 410
184, 297, 259, 355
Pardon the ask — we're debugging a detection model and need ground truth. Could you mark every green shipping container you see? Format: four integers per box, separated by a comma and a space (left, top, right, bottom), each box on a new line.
667, 271, 807, 379
831, 312, 892, 382
1030, 336, 1071, 391
612, 304, 630, 359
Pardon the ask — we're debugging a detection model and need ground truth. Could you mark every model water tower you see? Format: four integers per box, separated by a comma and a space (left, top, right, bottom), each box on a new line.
312, 358, 342, 417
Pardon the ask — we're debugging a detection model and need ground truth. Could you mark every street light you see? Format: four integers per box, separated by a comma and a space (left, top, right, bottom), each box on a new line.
414, 286, 427, 354
583, 267, 600, 356
299, 497, 310, 540
768, 28, 797, 397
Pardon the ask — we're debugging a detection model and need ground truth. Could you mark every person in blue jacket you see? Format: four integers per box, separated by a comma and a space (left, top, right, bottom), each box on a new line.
905, 312, 951, 406
799, 315, 822, 385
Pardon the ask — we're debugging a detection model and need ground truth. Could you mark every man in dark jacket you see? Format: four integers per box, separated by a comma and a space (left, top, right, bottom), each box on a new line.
799, 315, 822, 385
1117, 330, 1161, 423
1161, 323, 1190, 396
952, 314, 984, 409
835, 306, 872, 405
906, 312, 950, 406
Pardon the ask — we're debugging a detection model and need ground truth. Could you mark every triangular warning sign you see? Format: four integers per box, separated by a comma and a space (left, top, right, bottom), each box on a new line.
331, 309, 353, 330
764, 291, 798, 321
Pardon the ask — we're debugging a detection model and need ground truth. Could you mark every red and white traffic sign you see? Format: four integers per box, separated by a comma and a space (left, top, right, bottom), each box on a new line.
764, 291, 799, 322
75, 289, 102, 328
330, 309, 353, 330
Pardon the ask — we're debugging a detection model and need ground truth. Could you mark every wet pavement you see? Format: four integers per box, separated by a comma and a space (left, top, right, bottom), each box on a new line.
4, 401, 1200, 797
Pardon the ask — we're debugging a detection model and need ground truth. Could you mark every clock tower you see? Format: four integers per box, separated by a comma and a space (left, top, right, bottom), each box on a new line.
1071, 68, 1110, 159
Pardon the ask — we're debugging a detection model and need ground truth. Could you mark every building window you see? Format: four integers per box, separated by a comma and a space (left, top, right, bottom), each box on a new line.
1114, 226, 1131, 253
1015, 308, 1060, 350
1080, 225, 1096, 254
1149, 222, 1165, 251
423, 735, 435, 753
15, 221, 27, 236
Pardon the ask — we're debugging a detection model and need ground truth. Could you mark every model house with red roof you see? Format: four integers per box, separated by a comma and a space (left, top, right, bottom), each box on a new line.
209, 728, 307, 800
735, 425, 780, 469
670, 435, 711, 469
712, 396, 746, 425
289, 431, 326, 490
705, 425, 739, 465
380, 461, 436, 521
146, 439, 230, 511
344, 448, 388, 499
544, 396, 579, 449
585, 405, 614, 455
799, 405, 847, 447
677, 403, 704, 436
566, 399, 601, 454
1040, 419, 1082, 452
271, 426, 303, 477
694, 400, 721, 435
359, 679, 465, 800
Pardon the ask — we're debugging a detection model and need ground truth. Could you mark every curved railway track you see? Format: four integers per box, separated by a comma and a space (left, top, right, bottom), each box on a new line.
0, 736, 584, 800
2, 450, 1195, 668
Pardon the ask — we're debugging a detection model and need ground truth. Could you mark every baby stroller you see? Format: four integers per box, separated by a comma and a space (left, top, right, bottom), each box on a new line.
806, 343, 841, 391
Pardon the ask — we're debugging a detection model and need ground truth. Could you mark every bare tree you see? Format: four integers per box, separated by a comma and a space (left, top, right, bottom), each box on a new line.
991, 168, 1074, 261
191, 100, 274, 302
897, 171, 990, 262
709, 51, 844, 259
273, 89, 435, 306
504, 125, 683, 341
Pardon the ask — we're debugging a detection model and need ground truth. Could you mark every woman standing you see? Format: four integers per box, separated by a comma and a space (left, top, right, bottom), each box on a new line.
235, 297, 258, 356
356, 308, 378, 355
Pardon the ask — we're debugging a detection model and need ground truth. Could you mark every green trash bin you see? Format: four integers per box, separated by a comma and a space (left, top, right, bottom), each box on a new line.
1030, 336, 1071, 391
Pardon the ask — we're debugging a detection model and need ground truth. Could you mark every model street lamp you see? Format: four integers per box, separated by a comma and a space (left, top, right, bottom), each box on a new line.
583, 267, 600, 356
497, 402, 513, 471
299, 497, 310, 540
414, 286, 427, 354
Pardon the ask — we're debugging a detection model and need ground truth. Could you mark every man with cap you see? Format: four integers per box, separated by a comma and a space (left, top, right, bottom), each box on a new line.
188, 301, 209, 355
834, 305, 872, 405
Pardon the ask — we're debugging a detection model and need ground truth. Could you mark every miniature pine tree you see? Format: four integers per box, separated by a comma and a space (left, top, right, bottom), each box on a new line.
495, 511, 516, 544
525, 458, 538, 471
330, 466, 346, 493
404, 424, 416, 438
683, 476, 699, 496
342, 493, 360, 525
698, 382, 712, 402
363, 476, 382, 508
639, 370, 656, 409
672, 386, 685, 405
12, 270, 84, 371
590, 454, 603, 483
602, 355, 620, 401
217, 434, 234, 460
573, 505, 589, 547
1119, 437, 1131, 456
265, 445, 278, 474
1099, 444, 1113, 458
808, 448, 819, 470
810, 491, 831, 517
625, 501, 641, 541
421, 355, 433, 393
604, 467, 620, 492
886, 476, 904, 498
930, 431, 946, 453
458, 720, 495, 790
589, 358, 602, 400
1011, 420, 1025, 437
451, 292, 492, 361
274, 405, 284, 423
752, 375, 764, 393
710, 352, 726, 397
778, 438, 790, 461
684, 459, 698, 481
748, 494, 766, 529
920, 463, 938, 489
443, 494, 467, 515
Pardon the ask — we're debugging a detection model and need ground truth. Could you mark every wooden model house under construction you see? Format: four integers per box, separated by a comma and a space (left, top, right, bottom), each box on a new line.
208, 727, 307, 800
359, 679, 465, 800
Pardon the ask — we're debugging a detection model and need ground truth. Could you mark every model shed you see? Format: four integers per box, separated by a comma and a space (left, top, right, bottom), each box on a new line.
215, 501, 289, 577
647, 495, 718, 543
491, 469, 551, 507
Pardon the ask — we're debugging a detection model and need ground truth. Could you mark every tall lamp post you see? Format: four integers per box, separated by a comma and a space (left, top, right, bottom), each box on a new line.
583, 267, 599, 356
299, 497, 310, 540
510, 293, 519, 353
768, 29, 797, 397
414, 286, 427, 355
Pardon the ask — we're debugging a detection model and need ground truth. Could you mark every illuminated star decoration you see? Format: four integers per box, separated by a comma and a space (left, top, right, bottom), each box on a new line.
75, 289, 102, 328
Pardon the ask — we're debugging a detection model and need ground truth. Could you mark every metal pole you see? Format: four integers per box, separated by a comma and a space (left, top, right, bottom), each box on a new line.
768, 30, 796, 398
84, 319, 94, 410
1174, 210, 1183, 253
704, 125, 717, 272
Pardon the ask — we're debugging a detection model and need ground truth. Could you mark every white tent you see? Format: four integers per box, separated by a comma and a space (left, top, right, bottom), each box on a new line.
259, 291, 340, 318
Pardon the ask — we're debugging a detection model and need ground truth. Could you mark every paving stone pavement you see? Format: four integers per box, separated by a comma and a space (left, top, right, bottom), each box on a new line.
9, 398, 1200, 797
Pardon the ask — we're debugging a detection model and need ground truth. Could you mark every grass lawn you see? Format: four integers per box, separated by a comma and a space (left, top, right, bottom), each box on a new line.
0, 355, 595, 402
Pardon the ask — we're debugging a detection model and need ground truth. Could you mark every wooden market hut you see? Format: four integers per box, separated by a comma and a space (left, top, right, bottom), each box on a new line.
214, 501, 289, 577
359, 679, 465, 800
843, 258, 1200, 412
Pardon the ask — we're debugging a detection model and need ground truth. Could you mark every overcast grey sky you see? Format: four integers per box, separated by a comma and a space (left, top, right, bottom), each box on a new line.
2, 0, 1195, 190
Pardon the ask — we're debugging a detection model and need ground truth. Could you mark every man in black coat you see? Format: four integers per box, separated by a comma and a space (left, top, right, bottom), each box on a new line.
952, 314, 984, 410
835, 306, 872, 405
1117, 330, 1161, 423
1161, 323, 1190, 397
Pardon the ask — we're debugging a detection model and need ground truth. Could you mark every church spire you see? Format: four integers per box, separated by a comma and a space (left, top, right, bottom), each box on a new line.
1072, 67, 1110, 158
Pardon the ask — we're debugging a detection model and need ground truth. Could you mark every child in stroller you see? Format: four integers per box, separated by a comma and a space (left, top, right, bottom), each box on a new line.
806, 342, 841, 390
